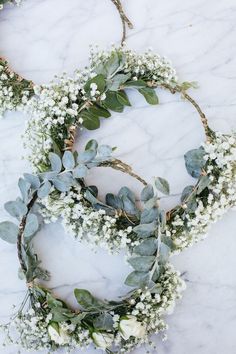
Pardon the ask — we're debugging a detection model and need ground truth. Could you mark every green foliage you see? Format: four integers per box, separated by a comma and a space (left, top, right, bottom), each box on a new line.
0, 221, 19, 244
184, 148, 206, 178
138, 87, 159, 105
154, 177, 170, 195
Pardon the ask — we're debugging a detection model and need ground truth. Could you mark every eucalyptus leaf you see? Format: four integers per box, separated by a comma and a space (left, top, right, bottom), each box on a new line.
74, 289, 107, 311
93, 313, 114, 331
108, 74, 130, 91
138, 87, 159, 105
181, 185, 195, 203
0, 221, 18, 244
24, 214, 39, 238
37, 181, 52, 198
78, 149, 96, 163
133, 221, 157, 238
118, 186, 135, 204
106, 194, 123, 209
84, 74, 106, 93
62, 151, 75, 170
159, 242, 170, 263
155, 177, 170, 195
48, 152, 62, 173
197, 175, 210, 194
73, 165, 88, 178
140, 207, 158, 224
184, 148, 206, 178
81, 110, 100, 130
98, 145, 112, 157
124, 80, 147, 88
134, 237, 157, 256
90, 105, 111, 118
141, 184, 154, 202
125, 271, 149, 287
23, 173, 40, 189
85, 139, 98, 151
116, 91, 131, 106
52, 173, 73, 192
4, 199, 27, 219
18, 178, 30, 204
103, 91, 124, 112
128, 256, 155, 272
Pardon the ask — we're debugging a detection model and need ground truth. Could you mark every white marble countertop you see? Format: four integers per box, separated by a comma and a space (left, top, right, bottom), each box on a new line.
0, 1, 236, 353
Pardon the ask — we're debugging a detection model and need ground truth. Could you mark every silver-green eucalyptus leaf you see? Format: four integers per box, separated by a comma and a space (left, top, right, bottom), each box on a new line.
18, 178, 30, 204
128, 256, 155, 272
141, 184, 154, 202
155, 177, 170, 195
73, 165, 88, 178
133, 221, 157, 238
134, 237, 157, 256
24, 214, 39, 238
37, 181, 52, 198
0, 221, 19, 244
23, 173, 40, 189
62, 151, 75, 170
125, 271, 149, 288
4, 199, 27, 219
49, 152, 62, 173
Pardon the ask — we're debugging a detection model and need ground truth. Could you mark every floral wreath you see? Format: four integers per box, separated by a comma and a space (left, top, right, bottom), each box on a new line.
1, 1, 236, 353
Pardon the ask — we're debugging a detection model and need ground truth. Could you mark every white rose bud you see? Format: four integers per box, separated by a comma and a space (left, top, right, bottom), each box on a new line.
119, 315, 146, 340
48, 323, 70, 345
92, 331, 113, 349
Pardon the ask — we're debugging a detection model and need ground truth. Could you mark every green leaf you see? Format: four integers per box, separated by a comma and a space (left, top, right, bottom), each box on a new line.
18, 178, 30, 204
23, 173, 40, 189
84, 74, 106, 93
124, 80, 147, 88
103, 91, 124, 112
140, 208, 158, 224
78, 149, 96, 163
73, 165, 88, 178
93, 313, 114, 331
81, 110, 100, 130
106, 194, 123, 209
107, 74, 131, 91
74, 289, 107, 311
128, 256, 155, 272
98, 145, 112, 157
0, 221, 18, 244
52, 173, 73, 192
197, 176, 210, 194
90, 105, 111, 118
184, 148, 206, 178
181, 185, 195, 203
24, 214, 39, 238
159, 243, 170, 263
141, 184, 154, 202
62, 151, 75, 170
4, 199, 27, 219
95, 52, 120, 77
133, 221, 157, 238
116, 90, 131, 106
85, 139, 98, 151
134, 237, 157, 256
37, 181, 52, 198
125, 271, 149, 287
138, 87, 159, 105
154, 177, 170, 195
48, 152, 62, 173
144, 196, 158, 209
118, 187, 135, 204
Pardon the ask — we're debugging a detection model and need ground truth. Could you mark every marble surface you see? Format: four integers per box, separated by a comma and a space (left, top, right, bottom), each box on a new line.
0, 0, 236, 353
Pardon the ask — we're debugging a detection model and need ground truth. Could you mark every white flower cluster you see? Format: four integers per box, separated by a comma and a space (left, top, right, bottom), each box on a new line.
169, 133, 236, 251
89, 46, 177, 85
0, 0, 22, 11
113, 264, 186, 353
40, 185, 137, 253
22, 47, 177, 168
0, 61, 31, 117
